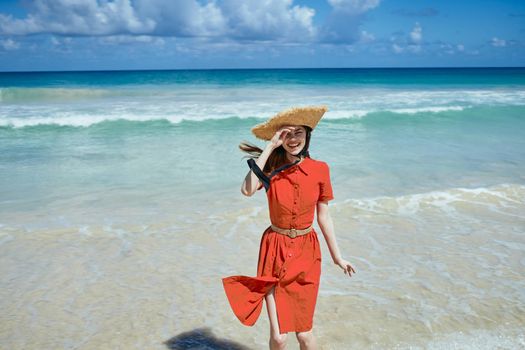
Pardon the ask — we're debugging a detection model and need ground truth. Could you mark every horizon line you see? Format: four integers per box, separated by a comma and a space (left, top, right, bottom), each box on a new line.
1, 66, 524, 74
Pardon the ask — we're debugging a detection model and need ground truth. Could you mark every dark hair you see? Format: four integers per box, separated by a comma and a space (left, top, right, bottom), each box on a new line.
239, 125, 312, 175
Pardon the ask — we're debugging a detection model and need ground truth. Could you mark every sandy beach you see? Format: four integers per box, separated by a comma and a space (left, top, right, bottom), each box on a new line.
1, 183, 524, 349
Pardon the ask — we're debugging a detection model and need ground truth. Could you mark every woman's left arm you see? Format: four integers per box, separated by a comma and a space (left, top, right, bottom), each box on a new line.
317, 201, 356, 277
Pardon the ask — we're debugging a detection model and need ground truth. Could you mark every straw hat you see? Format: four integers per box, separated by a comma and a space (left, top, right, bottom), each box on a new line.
251, 105, 329, 141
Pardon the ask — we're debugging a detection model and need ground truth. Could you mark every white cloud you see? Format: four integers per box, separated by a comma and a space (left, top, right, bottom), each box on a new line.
392, 43, 403, 53
345, 44, 356, 52
0, 0, 392, 50
1, 38, 19, 50
491, 37, 506, 47
389, 23, 424, 54
100, 35, 165, 45
410, 22, 422, 43
50, 36, 72, 46
134, 0, 227, 37
220, 0, 316, 41
359, 30, 375, 43
435, 42, 470, 55
439, 42, 455, 54
0, 0, 156, 36
0, 0, 317, 43
321, 0, 380, 43
328, 0, 381, 14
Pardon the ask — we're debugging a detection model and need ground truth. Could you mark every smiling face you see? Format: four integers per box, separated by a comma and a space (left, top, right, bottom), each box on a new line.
282, 125, 307, 156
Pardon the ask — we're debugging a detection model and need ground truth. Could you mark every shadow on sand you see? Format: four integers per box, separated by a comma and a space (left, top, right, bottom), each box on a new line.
164, 327, 253, 350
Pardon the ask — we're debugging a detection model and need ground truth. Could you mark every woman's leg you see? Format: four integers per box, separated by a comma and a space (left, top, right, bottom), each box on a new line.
265, 286, 288, 350
296, 329, 317, 350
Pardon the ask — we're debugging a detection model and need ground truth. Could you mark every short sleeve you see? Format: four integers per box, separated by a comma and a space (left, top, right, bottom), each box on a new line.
318, 162, 334, 202
247, 158, 270, 192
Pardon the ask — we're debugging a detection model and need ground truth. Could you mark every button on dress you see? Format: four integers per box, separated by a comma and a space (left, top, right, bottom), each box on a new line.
222, 156, 334, 334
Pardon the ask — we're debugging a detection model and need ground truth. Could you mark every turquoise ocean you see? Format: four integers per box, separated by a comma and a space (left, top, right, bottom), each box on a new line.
1, 68, 524, 349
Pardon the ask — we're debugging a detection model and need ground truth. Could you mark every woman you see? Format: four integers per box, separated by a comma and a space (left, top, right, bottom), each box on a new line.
222, 105, 356, 350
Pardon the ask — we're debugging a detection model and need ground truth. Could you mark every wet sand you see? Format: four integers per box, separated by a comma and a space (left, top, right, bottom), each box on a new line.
1, 184, 524, 349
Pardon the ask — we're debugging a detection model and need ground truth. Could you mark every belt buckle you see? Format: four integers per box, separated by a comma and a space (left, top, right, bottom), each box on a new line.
288, 228, 297, 238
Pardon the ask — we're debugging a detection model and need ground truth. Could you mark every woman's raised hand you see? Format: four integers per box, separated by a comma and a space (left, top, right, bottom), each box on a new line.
336, 258, 356, 277
269, 126, 295, 149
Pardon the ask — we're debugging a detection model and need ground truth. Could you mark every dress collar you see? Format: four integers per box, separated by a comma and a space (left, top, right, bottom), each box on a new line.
294, 156, 312, 175
271, 156, 313, 177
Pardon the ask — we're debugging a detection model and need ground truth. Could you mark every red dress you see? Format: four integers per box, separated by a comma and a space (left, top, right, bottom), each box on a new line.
222, 156, 334, 334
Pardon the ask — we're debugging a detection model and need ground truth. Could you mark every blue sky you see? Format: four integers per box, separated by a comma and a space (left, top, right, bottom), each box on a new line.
0, 0, 523, 71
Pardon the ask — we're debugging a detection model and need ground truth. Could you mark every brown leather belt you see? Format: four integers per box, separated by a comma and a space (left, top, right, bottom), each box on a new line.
270, 224, 313, 238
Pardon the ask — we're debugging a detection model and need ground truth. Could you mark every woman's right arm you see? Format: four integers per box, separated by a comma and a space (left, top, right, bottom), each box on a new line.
240, 126, 295, 196
241, 143, 275, 196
